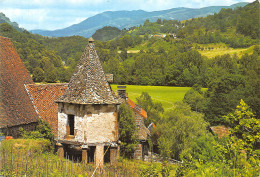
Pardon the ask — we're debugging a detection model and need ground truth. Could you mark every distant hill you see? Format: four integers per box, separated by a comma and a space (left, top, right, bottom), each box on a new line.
92, 26, 122, 41
0, 13, 23, 32
31, 2, 248, 38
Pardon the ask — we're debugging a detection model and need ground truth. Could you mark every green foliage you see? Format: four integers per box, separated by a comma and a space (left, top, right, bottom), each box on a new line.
139, 161, 176, 177
0, 139, 52, 154
224, 100, 260, 153
32, 67, 45, 82
20, 120, 54, 143
178, 100, 260, 176
0, 23, 65, 83
183, 84, 205, 112
177, 1, 259, 47
179, 135, 260, 176
92, 26, 122, 41
204, 73, 246, 124
136, 92, 164, 126
119, 103, 137, 158
236, 1, 260, 39
0, 12, 23, 31
158, 102, 208, 160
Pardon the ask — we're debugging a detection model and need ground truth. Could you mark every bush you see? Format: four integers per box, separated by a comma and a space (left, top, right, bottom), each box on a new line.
0, 139, 52, 154
20, 120, 54, 144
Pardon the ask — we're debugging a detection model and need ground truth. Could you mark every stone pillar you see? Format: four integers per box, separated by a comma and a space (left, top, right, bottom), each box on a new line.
82, 145, 88, 164
95, 144, 104, 168
110, 147, 118, 165
56, 143, 64, 158
134, 144, 142, 160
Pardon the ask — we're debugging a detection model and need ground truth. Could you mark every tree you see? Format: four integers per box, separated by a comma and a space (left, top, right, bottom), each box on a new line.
224, 99, 260, 153
158, 102, 208, 160
32, 67, 45, 82
157, 18, 162, 24
183, 84, 205, 112
136, 92, 164, 126
119, 103, 137, 158
44, 68, 57, 83
204, 74, 246, 125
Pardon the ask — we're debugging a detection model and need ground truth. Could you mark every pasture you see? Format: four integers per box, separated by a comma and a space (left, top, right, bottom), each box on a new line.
111, 85, 195, 110
197, 44, 258, 58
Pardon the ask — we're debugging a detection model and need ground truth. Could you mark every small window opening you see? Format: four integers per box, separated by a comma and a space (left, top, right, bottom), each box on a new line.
68, 115, 75, 135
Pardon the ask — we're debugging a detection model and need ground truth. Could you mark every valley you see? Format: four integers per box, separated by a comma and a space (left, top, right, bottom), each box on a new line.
0, 1, 259, 176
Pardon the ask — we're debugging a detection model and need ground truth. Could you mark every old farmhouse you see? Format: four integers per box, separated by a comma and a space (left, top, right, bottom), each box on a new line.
0, 36, 151, 166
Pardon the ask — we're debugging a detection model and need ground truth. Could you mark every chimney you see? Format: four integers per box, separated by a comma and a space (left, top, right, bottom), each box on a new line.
117, 86, 127, 99
88, 37, 94, 43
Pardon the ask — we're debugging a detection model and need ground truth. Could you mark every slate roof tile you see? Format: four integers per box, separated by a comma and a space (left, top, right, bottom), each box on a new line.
56, 39, 119, 105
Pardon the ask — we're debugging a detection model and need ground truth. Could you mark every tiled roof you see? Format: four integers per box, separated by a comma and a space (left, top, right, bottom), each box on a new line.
56, 40, 120, 105
26, 84, 68, 137
0, 36, 38, 128
210, 125, 230, 138
127, 99, 147, 119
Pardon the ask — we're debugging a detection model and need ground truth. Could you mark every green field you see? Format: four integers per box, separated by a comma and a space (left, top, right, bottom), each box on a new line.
197, 44, 258, 58
111, 85, 196, 109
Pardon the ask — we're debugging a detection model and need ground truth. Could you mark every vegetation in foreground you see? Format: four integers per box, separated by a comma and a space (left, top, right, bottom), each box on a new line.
0, 1, 259, 176
0, 139, 177, 177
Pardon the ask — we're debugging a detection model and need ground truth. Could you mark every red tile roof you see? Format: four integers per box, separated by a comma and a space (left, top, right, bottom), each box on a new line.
0, 36, 38, 128
127, 99, 147, 119
26, 84, 68, 137
210, 125, 230, 138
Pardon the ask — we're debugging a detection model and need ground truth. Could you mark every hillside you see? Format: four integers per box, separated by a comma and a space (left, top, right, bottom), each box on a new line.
0, 1, 259, 124
0, 13, 23, 32
30, 2, 247, 38
93, 26, 122, 41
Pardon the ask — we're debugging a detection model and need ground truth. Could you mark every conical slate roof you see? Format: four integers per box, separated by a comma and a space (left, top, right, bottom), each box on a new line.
56, 39, 119, 104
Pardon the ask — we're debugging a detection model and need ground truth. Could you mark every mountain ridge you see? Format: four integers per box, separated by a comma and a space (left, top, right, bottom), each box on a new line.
26, 2, 247, 37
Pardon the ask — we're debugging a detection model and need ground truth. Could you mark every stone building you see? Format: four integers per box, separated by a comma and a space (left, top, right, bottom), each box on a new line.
0, 35, 150, 166
55, 38, 120, 167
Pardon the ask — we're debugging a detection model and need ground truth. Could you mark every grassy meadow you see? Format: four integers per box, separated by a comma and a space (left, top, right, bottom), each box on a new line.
197, 44, 258, 58
111, 85, 202, 109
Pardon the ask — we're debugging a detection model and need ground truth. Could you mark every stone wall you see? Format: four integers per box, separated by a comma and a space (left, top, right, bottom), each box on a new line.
134, 144, 143, 160
58, 103, 119, 144
0, 122, 38, 138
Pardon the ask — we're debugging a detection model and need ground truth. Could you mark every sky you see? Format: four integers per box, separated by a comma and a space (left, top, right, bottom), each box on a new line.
0, 0, 255, 31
